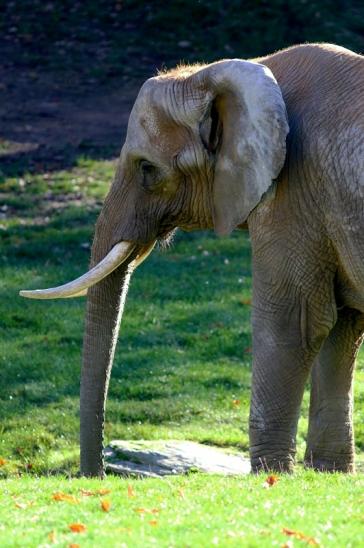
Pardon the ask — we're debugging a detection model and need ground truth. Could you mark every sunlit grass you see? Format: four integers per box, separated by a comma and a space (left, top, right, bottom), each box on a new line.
1, 473, 363, 547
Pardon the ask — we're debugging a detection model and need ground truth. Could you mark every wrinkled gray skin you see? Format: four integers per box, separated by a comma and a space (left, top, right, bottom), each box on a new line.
81, 43, 364, 476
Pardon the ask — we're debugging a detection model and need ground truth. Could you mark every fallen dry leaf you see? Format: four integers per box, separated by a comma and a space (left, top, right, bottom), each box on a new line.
80, 489, 94, 497
30, 516, 40, 523
282, 527, 319, 546
265, 474, 279, 487
80, 488, 111, 497
69, 523, 86, 533
69, 544, 80, 548
177, 488, 185, 499
127, 484, 135, 498
0, 458, 7, 466
244, 347, 252, 353
53, 492, 79, 504
97, 488, 111, 496
15, 502, 28, 509
135, 507, 160, 515
149, 520, 158, 526
101, 499, 111, 512
232, 399, 241, 407
240, 298, 252, 305
48, 531, 56, 543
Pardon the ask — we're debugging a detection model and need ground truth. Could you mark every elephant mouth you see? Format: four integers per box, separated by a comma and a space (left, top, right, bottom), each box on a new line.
19, 240, 156, 300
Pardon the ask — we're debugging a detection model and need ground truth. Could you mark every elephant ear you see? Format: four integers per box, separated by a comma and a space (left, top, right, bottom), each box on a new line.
191, 60, 289, 235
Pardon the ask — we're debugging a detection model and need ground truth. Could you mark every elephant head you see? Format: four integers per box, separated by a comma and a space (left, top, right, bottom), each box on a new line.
20, 59, 289, 476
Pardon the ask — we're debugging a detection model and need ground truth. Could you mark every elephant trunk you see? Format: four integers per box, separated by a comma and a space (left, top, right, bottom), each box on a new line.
80, 219, 156, 476
80, 261, 133, 477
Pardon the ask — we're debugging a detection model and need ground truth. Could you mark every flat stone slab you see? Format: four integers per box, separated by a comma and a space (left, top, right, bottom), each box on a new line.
104, 440, 250, 477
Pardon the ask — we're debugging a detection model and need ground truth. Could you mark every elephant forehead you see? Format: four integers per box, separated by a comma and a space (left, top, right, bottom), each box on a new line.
126, 116, 168, 158
126, 103, 188, 157
127, 79, 167, 139
128, 107, 161, 143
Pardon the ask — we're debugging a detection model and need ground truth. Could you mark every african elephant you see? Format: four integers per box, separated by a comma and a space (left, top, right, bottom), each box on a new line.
21, 43, 364, 477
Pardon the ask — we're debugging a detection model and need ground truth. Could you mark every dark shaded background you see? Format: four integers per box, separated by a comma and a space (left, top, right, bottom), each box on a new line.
0, 0, 363, 178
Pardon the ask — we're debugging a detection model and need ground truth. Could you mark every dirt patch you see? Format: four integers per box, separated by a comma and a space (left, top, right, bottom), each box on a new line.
0, 2, 163, 178
1, 0, 362, 179
0, 62, 144, 177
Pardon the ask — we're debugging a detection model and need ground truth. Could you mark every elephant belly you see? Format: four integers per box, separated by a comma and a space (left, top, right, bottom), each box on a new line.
336, 280, 364, 313
335, 235, 364, 313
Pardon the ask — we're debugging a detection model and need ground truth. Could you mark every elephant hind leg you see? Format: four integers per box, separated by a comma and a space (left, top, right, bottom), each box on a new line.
305, 308, 364, 472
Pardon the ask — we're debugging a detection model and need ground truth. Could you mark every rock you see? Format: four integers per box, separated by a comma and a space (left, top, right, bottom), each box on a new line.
105, 440, 250, 477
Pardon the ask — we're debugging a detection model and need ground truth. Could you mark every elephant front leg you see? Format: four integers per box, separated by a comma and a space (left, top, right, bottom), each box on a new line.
249, 334, 311, 472
247, 208, 338, 472
249, 296, 334, 473
305, 308, 364, 472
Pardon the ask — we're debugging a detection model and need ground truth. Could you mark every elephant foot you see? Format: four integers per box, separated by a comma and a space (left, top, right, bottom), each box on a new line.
304, 449, 355, 473
80, 451, 106, 478
80, 468, 106, 478
250, 454, 295, 473
249, 428, 297, 473
250, 437, 296, 472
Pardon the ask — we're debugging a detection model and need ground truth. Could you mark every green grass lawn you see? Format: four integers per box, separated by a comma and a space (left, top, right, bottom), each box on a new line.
1, 473, 364, 547
1, 157, 364, 545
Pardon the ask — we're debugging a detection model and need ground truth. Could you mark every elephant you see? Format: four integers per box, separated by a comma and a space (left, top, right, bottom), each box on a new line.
20, 43, 364, 477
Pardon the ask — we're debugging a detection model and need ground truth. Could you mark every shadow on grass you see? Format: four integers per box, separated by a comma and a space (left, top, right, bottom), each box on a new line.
0, 202, 253, 438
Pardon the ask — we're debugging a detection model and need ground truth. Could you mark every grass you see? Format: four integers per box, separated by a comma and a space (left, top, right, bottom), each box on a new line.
1, 473, 364, 547
1, 157, 364, 545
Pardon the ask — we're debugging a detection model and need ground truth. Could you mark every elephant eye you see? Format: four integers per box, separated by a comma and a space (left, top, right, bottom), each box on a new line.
139, 160, 158, 190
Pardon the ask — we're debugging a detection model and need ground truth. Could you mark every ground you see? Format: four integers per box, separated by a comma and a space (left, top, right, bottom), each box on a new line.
0, 50, 142, 179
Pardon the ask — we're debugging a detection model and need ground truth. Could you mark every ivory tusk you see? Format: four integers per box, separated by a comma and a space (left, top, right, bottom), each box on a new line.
19, 241, 135, 300
132, 241, 157, 268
